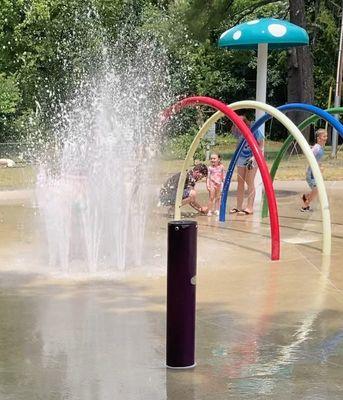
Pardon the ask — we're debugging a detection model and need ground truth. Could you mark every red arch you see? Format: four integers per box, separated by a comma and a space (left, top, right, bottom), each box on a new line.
163, 96, 280, 261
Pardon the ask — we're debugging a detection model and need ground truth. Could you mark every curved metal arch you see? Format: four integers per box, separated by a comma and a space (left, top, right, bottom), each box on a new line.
163, 96, 280, 260
261, 106, 343, 218
186, 101, 331, 255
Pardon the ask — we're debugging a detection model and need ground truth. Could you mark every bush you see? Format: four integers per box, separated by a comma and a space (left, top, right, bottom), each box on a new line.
163, 130, 208, 160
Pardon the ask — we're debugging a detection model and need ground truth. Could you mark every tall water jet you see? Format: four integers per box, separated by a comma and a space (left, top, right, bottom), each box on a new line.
35, 21, 172, 273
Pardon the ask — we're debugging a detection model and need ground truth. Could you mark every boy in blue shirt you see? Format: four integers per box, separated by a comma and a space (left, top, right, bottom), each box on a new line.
301, 129, 328, 212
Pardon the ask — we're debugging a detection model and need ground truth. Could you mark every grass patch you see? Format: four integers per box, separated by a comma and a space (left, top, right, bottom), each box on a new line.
158, 138, 343, 182
1, 142, 343, 191
0, 165, 36, 190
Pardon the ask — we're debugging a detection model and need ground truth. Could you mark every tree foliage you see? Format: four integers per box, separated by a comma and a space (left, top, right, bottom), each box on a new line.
0, 74, 21, 114
0, 0, 342, 142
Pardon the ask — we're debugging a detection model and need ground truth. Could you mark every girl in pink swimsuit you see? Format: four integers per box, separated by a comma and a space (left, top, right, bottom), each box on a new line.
206, 153, 225, 216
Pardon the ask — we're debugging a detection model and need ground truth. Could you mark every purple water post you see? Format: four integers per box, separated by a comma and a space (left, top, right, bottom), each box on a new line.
166, 220, 197, 369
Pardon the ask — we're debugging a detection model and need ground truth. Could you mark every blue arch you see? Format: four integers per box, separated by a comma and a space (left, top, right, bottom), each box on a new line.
219, 103, 343, 222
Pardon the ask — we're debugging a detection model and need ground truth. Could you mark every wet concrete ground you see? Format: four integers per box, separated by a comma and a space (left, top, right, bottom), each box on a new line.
0, 181, 343, 399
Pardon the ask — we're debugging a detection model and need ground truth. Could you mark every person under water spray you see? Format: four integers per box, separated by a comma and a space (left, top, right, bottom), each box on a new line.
159, 163, 209, 215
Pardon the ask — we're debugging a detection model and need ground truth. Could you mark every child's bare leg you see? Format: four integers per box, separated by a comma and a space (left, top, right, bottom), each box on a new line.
302, 194, 308, 206
306, 187, 318, 205
245, 167, 258, 213
208, 188, 216, 212
214, 187, 221, 211
236, 166, 246, 210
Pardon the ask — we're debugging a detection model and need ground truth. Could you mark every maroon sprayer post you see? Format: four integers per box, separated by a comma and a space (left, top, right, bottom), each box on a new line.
166, 220, 197, 369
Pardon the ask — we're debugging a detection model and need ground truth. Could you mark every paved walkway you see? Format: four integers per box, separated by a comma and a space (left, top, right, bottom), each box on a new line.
0, 181, 343, 399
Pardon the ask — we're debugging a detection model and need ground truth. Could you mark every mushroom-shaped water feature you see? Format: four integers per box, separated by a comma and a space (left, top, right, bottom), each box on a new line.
219, 18, 309, 131
219, 18, 309, 207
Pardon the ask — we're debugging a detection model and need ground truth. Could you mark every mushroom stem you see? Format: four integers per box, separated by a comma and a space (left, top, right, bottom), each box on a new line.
256, 43, 268, 136
255, 43, 268, 207
256, 43, 268, 134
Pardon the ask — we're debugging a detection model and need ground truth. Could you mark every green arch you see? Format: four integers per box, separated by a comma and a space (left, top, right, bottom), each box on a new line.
261, 106, 343, 218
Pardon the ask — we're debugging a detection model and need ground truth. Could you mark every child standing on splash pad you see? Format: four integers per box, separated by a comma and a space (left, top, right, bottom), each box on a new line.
301, 128, 328, 212
206, 153, 225, 216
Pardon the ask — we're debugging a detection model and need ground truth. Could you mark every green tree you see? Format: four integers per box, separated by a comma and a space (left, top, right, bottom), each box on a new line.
0, 74, 21, 114
0, 0, 341, 143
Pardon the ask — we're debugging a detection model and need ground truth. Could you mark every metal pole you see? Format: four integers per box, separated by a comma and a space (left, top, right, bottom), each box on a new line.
205, 144, 210, 161
166, 220, 197, 369
325, 86, 333, 131
254, 43, 268, 206
255, 43, 268, 134
332, 2, 343, 157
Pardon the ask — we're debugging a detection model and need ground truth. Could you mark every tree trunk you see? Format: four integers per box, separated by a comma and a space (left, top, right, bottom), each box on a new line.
287, 0, 314, 143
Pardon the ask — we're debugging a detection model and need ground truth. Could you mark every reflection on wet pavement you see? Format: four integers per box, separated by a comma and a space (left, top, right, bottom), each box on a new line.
0, 182, 343, 399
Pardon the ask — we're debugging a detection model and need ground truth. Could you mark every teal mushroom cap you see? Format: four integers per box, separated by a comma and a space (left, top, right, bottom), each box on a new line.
219, 18, 309, 49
